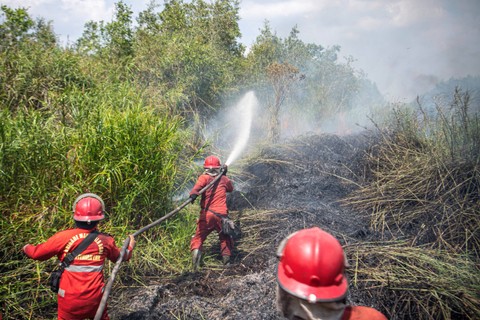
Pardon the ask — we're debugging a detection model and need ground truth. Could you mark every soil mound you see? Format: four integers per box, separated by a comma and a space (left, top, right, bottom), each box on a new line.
112, 133, 381, 320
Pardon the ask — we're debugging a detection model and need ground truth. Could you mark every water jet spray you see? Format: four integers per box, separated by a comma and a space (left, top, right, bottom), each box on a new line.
225, 91, 257, 166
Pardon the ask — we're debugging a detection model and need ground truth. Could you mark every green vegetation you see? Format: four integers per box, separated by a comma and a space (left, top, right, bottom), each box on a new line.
0, 4, 191, 318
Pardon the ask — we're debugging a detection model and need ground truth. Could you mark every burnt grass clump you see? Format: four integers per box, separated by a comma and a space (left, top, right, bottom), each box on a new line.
112, 133, 387, 320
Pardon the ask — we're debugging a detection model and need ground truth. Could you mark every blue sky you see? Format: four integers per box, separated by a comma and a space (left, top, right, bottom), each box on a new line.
1, 0, 479, 101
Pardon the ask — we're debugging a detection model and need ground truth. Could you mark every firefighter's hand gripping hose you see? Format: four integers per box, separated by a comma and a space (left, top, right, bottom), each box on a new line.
94, 167, 226, 320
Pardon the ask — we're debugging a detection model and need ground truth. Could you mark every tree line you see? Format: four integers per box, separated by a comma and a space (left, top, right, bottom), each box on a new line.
1, 0, 384, 143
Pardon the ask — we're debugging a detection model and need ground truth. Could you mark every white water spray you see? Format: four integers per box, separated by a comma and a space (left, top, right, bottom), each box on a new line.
225, 91, 257, 166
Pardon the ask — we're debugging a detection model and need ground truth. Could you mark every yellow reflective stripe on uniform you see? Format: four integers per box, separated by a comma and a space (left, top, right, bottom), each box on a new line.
76, 253, 102, 261
65, 265, 103, 272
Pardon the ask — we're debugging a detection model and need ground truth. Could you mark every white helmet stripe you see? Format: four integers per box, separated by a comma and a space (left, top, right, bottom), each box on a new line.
72, 193, 105, 213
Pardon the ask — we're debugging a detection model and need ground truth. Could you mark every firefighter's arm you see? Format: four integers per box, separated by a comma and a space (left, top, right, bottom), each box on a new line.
108, 235, 135, 262
190, 175, 208, 195
22, 233, 64, 261
225, 177, 234, 193
189, 175, 207, 203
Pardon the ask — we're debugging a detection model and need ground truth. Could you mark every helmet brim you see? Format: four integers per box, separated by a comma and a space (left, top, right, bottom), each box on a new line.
276, 264, 348, 303
73, 214, 105, 222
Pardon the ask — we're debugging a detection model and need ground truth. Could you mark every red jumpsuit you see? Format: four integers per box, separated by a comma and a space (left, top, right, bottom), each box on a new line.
23, 228, 133, 320
342, 305, 387, 320
190, 173, 234, 256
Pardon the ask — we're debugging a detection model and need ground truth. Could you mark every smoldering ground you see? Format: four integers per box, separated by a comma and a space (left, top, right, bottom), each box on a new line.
107, 89, 394, 319
110, 132, 386, 320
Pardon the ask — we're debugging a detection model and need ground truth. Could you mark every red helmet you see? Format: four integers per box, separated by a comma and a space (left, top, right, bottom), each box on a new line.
203, 155, 221, 169
72, 193, 105, 222
276, 227, 347, 303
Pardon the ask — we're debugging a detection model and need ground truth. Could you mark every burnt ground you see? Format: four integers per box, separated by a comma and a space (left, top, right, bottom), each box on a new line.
111, 133, 385, 320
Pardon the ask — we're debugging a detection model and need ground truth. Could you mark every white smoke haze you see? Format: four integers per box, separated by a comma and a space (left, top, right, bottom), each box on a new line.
239, 0, 480, 101
278, 103, 380, 139
206, 84, 383, 165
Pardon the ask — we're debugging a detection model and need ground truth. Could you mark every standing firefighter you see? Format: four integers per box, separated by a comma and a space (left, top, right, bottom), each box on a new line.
189, 155, 234, 269
276, 227, 387, 320
23, 193, 135, 320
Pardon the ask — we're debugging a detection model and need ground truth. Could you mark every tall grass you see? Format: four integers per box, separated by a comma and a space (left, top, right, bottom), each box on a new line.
344, 88, 480, 319
346, 242, 480, 320
0, 81, 190, 319
346, 88, 479, 251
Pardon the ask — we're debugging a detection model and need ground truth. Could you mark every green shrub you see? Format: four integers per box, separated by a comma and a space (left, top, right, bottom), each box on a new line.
0, 82, 188, 318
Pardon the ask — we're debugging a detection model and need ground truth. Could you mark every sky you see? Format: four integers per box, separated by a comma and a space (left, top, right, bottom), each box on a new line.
1, 0, 480, 102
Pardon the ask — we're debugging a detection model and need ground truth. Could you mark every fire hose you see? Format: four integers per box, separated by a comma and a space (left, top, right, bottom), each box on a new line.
94, 166, 226, 320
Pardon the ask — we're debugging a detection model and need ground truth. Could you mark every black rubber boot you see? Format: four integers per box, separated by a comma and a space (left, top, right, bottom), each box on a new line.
192, 249, 202, 271
222, 255, 231, 266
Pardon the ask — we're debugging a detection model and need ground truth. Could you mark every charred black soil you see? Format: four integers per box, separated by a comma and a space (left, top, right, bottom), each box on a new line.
111, 133, 385, 320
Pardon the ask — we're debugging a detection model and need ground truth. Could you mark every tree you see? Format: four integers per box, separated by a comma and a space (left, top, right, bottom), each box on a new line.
0, 5, 35, 49
245, 22, 309, 142
266, 62, 302, 143
104, 1, 134, 59
245, 22, 383, 139
133, 0, 244, 116
0, 5, 77, 111
76, 1, 134, 60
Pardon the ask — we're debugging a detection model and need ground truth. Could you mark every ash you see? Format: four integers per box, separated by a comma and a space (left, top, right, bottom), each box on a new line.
112, 133, 382, 320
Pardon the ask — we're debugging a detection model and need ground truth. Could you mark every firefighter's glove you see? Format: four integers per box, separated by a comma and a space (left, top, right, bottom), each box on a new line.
22, 244, 31, 255
222, 165, 228, 176
128, 235, 136, 250
189, 194, 198, 204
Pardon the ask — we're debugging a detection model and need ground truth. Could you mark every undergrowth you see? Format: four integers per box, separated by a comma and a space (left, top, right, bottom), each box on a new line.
346, 242, 480, 320
0, 83, 193, 319
344, 88, 480, 319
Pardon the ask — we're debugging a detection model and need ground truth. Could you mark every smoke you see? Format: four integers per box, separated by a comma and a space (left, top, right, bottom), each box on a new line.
205, 73, 387, 165
278, 106, 374, 139
272, 75, 387, 139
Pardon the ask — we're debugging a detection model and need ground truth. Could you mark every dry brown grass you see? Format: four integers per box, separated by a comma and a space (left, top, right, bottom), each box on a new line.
345, 242, 480, 320
343, 88, 480, 319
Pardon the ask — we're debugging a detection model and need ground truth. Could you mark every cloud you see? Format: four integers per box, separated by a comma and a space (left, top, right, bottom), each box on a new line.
1, 0, 150, 45
2, 0, 113, 21
236, 0, 480, 100
386, 0, 445, 27
357, 16, 383, 30
240, 0, 330, 19
59, 0, 113, 22
1, 0, 115, 44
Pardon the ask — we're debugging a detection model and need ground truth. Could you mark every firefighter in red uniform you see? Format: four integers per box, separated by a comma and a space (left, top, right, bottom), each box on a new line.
23, 193, 135, 320
276, 227, 388, 320
189, 155, 234, 269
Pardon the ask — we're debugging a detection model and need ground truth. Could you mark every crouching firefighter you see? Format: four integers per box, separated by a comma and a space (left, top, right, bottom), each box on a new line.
276, 227, 387, 320
23, 193, 135, 320
189, 155, 234, 269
